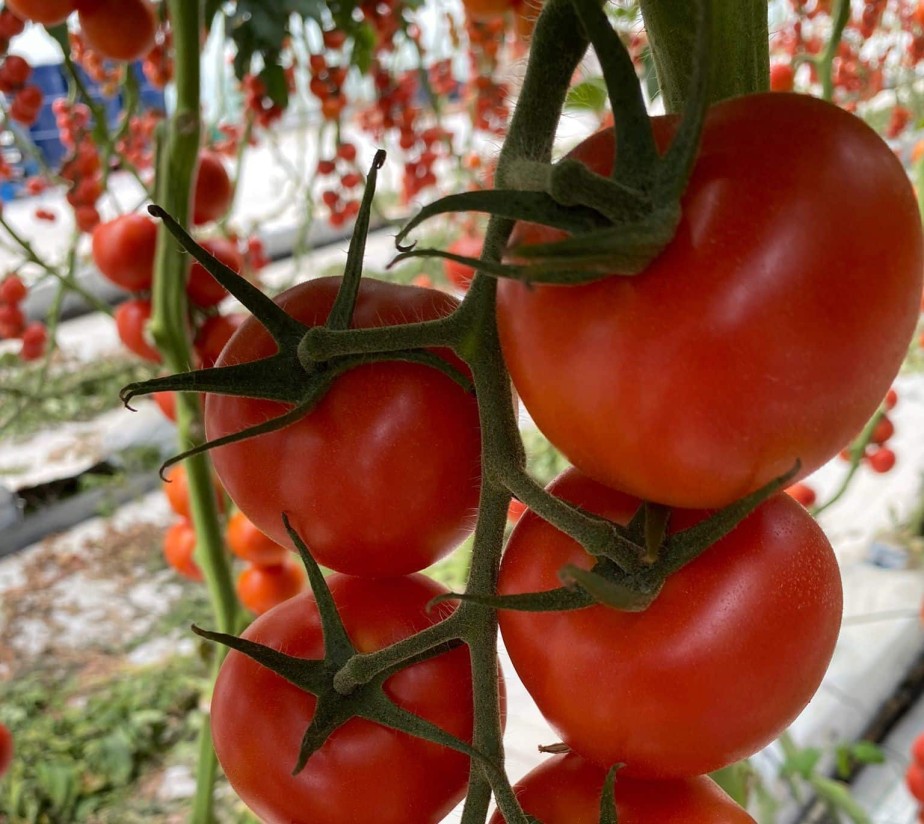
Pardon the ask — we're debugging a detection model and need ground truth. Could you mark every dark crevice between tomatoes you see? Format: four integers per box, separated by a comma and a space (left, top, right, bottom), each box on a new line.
389, 0, 712, 286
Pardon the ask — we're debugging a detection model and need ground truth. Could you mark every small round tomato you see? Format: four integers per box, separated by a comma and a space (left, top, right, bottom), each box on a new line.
75, 0, 156, 62
236, 559, 306, 615
498, 468, 843, 778
192, 151, 234, 225
163, 518, 203, 582
0, 722, 12, 778
0, 274, 27, 305
490, 752, 755, 823
194, 312, 246, 368
212, 574, 493, 824
162, 463, 224, 520
443, 234, 482, 291
115, 298, 160, 363
226, 510, 288, 566
205, 277, 481, 577
785, 482, 816, 508
908, 763, 924, 803
6, 0, 73, 24
497, 93, 923, 508
92, 214, 158, 292
186, 239, 243, 308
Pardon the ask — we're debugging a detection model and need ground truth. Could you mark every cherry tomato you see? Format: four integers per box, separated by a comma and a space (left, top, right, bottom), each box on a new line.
236, 559, 306, 615
115, 298, 160, 363
186, 238, 242, 308
785, 482, 816, 508
497, 93, 923, 508
162, 463, 224, 520
6, 0, 74, 24
92, 215, 158, 292
490, 752, 755, 823
0, 722, 12, 778
866, 446, 896, 473
75, 0, 156, 62
205, 277, 481, 577
0, 274, 27, 305
226, 510, 288, 566
443, 234, 482, 291
192, 151, 234, 225
194, 312, 246, 368
211, 574, 494, 824
498, 468, 843, 778
909, 763, 924, 803
163, 518, 203, 582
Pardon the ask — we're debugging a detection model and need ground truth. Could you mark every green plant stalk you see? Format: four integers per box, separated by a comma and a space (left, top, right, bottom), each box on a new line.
638, 0, 769, 112
819, 0, 851, 102
149, 2, 237, 823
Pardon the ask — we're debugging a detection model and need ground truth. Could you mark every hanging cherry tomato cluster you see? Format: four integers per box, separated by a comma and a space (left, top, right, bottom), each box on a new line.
0, 272, 46, 361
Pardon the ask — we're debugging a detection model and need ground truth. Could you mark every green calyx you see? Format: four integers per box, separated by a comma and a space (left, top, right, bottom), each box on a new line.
119, 150, 472, 477
391, 0, 712, 286
193, 515, 488, 774
433, 462, 800, 615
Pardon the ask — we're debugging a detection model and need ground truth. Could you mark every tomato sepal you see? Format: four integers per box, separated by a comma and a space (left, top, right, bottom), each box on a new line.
194, 514, 494, 775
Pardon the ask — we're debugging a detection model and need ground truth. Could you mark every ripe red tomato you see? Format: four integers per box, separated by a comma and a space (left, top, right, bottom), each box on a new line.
908, 763, 924, 803
186, 238, 242, 308
163, 518, 203, 582
192, 151, 234, 225
115, 298, 160, 363
0, 722, 12, 778
19, 321, 47, 361
0, 274, 27, 305
163, 463, 225, 520
236, 558, 306, 615
443, 234, 482, 291
785, 482, 816, 508
75, 0, 156, 62
226, 510, 288, 566
92, 214, 158, 292
6, 0, 74, 24
194, 312, 246, 367
497, 93, 923, 508
205, 277, 481, 577
866, 446, 896, 473
211, 574, 490, 824
498, 468, 843, 778
490, 752, 755, 823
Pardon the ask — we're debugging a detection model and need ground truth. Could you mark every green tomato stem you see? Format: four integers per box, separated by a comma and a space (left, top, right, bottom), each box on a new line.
639, 0, 769, 112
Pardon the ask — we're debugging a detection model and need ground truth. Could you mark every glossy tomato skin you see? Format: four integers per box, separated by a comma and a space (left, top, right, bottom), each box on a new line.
212, 574, 494, 824
6, 0, 74, 25
205, 277, 481, 577
490, 753, 755, 823
235, 558, 306, 615
115, 298, 160, 363
497, 93, 924, 508
192, 151, 233, 225
75, 0, 156, 62
498, 468, 843, 778
92, 214, 158, 292
226, 510, 288, 565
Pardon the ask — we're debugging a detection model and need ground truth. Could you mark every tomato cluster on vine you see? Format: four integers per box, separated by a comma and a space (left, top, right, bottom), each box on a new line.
0, 272, 46, 361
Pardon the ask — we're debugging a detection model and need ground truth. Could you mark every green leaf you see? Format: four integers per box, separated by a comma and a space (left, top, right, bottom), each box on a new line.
710, 761, 751, 807
809, 776, 871, 824
565, 76, 609, 113
351, 23, 376, 74
848, 741, 885, 765
781, 746, 822, 780
261, 61, 290, 108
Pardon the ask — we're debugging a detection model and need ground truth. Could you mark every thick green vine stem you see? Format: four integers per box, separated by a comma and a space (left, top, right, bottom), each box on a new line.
149, 2, 238, 823
639, 0, 769, 111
